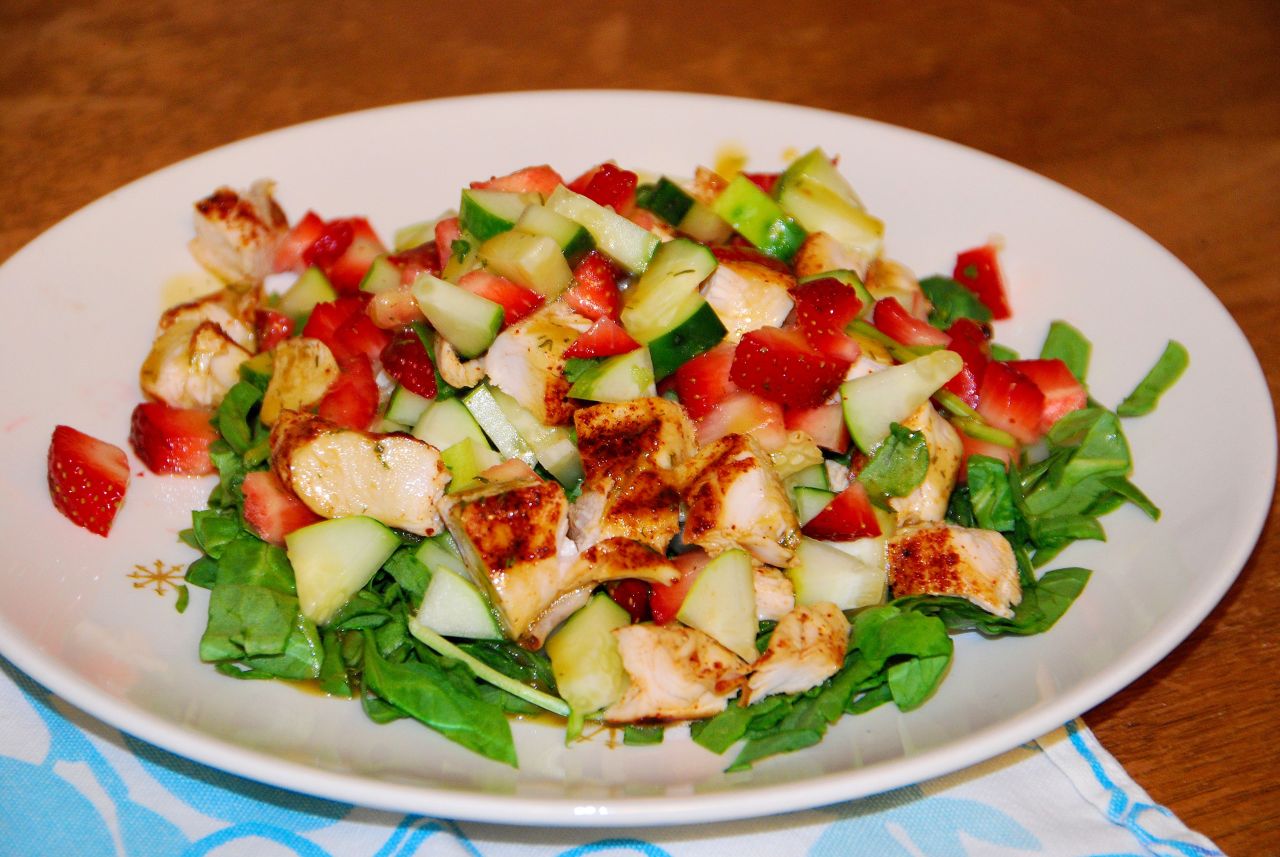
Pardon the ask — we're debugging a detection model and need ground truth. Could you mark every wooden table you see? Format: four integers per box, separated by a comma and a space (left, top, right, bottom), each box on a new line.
3, 1, 1276, 850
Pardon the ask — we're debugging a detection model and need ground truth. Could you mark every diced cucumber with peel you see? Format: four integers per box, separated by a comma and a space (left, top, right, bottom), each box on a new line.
459, 189, 540, 242
775, 147, 864, 209
285, 516, 401, 626
393, 219, 437, 253
567, 347, 656, 403
462, 385, 538, 468
277, 266, 337, 323
711, 174, 807, 263
441, 438, 504, 492
620, 239, 725, 378
414, 532, 469, 578
486, 385, 583, 487
676, 549, 758, 663
784, 462, 830, 492
411, 273, 503, 359
636, 178, 732, 244
644, 299, 727, 380
412, 396, 491, 451
478, 231, 575, 298
545, 593, 631, 741
385, 384, 432, 427
840, 350, 963, 453
787, 536, 887, 610
515, 203, 594, 259
412, 566, 502, 640
547, 185, 659, 274
778, 177, 884, 264
358, 254, 401, 294
793, 485, 837, 526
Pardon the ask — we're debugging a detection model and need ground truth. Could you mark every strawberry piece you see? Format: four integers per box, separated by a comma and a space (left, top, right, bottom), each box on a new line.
977, 361, 1046, 445
649, 550, 709, 625
241, 469, 322, 546
457, 270, 544, 327
605, 579, 651, 624
793, 276, 864, 361
943, 318, 991, 408
301, 296, 366, 347
302, 218, 354, 269
671, 341, 738, 419
564, 251, 622, 321
575, 162, 637, 212
433, 216, 462, 272
742, 171, 780, 194
387, 242, 441, 286
254, 308, 294, 352
272, 211, 325, 274
730, 326, 850, 409
563, 317, 640, 359
470, 164, 565, 197
381, 327, 438, 398
958, 430, 1016, 482
47, 425, 130, 536
709, 244, 792, 275
784, 402, 850, 453
802, 481, 882, 541
1009, 358, 1088, 431
954, 244, 1013, 320
303, 217, 386, 294
129, 403, 217, 475
694, 391, 787, 450
332, 310, 391, 365
872, 297, 950, 347
317, 355, 379, 430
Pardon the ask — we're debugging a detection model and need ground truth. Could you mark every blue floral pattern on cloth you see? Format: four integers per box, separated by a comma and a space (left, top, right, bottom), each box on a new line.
0, 657, 1221, 857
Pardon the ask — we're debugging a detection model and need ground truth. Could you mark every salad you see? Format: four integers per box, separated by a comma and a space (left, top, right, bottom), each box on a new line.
45, 149, 1187, 771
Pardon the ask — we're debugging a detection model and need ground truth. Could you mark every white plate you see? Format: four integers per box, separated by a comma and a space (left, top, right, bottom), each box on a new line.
0, 91, 1272, 827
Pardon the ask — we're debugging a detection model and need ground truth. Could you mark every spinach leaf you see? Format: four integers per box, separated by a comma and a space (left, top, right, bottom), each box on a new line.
564, 357, 605, 385
185, 556, 219, 589
216, 381, 264, 456
240, 612, 323, 680
894, 566, 1090, 636
966, 455, 1016, 531
1116, 340, 1188, 417
887, 652, 950, 710
214, 535, 296, 595
382, 547, 431, 605
919, 276, 993, 329
623, 725, 665, 746
858, 423, 928, 500
199, 583, 301, 662
1099, 475, 1161, 520
318, 630, 353, 698
191, 508, 241, 559
1039, 320, 1092, 382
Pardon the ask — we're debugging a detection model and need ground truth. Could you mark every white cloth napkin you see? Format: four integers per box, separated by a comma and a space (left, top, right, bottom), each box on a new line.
0, 657, 1221, 857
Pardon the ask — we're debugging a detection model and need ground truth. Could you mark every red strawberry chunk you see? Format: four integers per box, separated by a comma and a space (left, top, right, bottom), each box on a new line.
742, 172, 780, 194
977, 361, 1045, 445
381, 328, 438, 398
48, 425, 130, 537
433, 216, 462, 272
649, 550, 709, 625
943, 318, 991, 408
564, 251, 622, 321
301, 296, 367, 346
784, 402, 850, 453
317, 355, 379, 430
302, 219, 354, 269
254, 308, 294, 352
672, 341, 738, 419
332, 310, 391, 365
470, 164, 565, 197
802, 481, 882, 541
694, 391, 787, 450
387, 242, 442, 286
241, 470, 322, 546
129, 403, 217, 475
1009, 358, 1088, 431
954, 244, 1012, 320
730, 326, 850, 409
873, 297, 950, 347
457, 270, 544, 327
272, 211, 325, 274
605, 579, 651, 624
563, 317, 640, 359
793, 276, 864, 361
574, 163, 637, 212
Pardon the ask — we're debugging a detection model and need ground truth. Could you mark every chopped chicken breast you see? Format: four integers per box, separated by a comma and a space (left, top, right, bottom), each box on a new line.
701, 259, 795, 343
604, 624, 749, 723
754, 566, 797, 621
886, 523, 1020, 618
260, 337, 340, 426
188, 180, 288, 285
140, 320, 251, 409
793, 230, 873, 280
866, 257, 931, 320
570, 398, 697, 552
157, 287, 258, 351
270, 410, 449, 536
679, 433, 801, 567
434, 336, 486, 389
484, 303, 591, 426
741, 603, 851, 705
889, 403, 962, 526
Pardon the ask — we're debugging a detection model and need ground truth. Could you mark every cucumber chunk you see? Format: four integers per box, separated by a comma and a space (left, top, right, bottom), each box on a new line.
412, 565, 503, 640
546, 184, 659, 274
775, 147, 864, 209
411, 273, 503, 359
459, 189, 540, 242
711, 175, 807, 263
478, 230, 575, 298
414, 532, 469, 578
441, 437, 504, 492
462, 384, 538, 467
515, 203, 594, 259
393, 218, 438, 253
358, 254, 401, 295
793, 485, 837, 526
676, 548, 758, 663
567, 347, 656, 403
276, 266, 337, 323
644, 299, 727, 381
385, 384, 432, 427
784, 462, 830, 492
487, 385, 583, 487
285, 516, 401, 626
840, 350, 963, 453
636, 177, 733, 244
545, 592, 631, 740
620, 239, 725, 378
412, 396, 491, 451
787, 536, 887, 610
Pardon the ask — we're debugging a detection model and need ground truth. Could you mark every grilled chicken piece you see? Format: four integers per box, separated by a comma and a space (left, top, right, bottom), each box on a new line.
889, 403, 962, 526
865, 257, 931, 320
679, 433, 801, 567
434, 336, 486, 389
603, 624, 749, 723
270, 410, 449, 536
140, 320, 251, 409
570, 398, 697, 552
259, 338, 340, 425
754, 566, 796, 621
701, 259, 795, 343
688, 166, 728, 206
886, 523, 1020, 618
189, 180, 288, 285
443, 476, 678, 643
483, 303, 591, 426
742, 603, 850, 705
157, 287, 258, 351
793, 230, 873, 281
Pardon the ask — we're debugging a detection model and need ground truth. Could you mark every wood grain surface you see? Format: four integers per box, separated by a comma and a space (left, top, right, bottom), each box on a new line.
2, 1, 1276, 851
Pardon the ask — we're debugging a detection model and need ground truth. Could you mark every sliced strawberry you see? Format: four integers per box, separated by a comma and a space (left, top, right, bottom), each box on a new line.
301, 296, 366, 347
730, 326, 850, 409
958, 430, 1015, 482
977, 361, 1045, 445
784, 402, 850, 453
272, 211, 325, 274
605, 579, 651, 624
954, 244, 1013, 320
47, 425, 130, 536
129, 403, 217, 475
649, 550, 709, 625
873, 297, 950, 347
325, 232, 386, 294
672, 341, 738, 419
303, 218, 386, 294
433, 216, 462, 272
381, 327, 438, 398
317, 355, 379, 430
470, 164, 564, 197
694, 391, 787, 450
1009, 358, 1088, 431
457, 270, 544, 327
302, 218, 354, 269
709, 244, 792, 275
742, 171, 780, 194
241, 469, 322, 546
367, 284, 426, 329
563, 317, 640, 359
564, 251, 622, 321
254, 308, 294, 352
572, 162, 637, 212
942, 318, 991, 408
387, 242, 441, 286
332, 310, 391, 365
802, 481, 882, 541
793, 276, 864, 361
